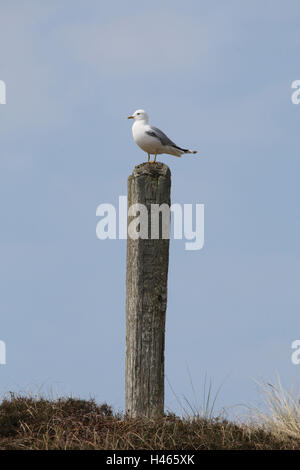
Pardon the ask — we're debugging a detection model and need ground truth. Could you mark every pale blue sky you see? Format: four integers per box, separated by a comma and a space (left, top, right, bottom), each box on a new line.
0, 0, 300, 417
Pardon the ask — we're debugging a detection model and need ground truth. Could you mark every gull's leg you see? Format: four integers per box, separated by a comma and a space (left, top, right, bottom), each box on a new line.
154, 154, 157, 162
148, 153, 150, 162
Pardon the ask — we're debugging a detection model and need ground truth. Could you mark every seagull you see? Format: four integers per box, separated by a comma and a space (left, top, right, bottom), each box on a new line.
127, 109, 197, 163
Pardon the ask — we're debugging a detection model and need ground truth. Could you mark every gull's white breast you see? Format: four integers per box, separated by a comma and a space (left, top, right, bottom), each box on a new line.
132, 122, 161, 154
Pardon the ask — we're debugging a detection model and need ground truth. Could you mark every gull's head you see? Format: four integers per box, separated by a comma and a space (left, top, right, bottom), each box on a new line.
127, 109, 149, 123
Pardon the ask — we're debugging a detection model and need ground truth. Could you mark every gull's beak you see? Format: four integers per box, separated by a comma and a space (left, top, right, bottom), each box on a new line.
127, 115, 134, 119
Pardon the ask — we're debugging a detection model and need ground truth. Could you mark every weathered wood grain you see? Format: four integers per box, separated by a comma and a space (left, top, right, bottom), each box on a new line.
126, 162, 171, 418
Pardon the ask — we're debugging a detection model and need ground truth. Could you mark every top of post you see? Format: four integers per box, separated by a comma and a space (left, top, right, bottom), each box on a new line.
130, 162, 171, 179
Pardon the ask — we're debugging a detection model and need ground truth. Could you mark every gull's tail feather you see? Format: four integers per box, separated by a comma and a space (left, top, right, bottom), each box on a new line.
167, 145, 197, 157
176, 147, 197, 153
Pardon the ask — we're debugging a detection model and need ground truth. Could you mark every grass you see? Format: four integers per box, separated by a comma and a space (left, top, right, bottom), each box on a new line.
249, 377, 300, 442
0, 380, 300, 450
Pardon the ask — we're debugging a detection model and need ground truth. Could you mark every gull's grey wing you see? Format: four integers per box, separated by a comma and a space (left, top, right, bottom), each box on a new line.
146, 126, 177, 147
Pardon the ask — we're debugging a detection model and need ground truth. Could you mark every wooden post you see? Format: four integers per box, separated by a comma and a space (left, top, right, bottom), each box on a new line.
126, 162, 171, 418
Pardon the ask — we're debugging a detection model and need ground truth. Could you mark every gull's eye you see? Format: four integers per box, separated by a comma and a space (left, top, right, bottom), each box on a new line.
137, 113, 140, 115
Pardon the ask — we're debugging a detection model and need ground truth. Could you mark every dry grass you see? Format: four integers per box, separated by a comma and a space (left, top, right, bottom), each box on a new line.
249, 377, 300, 442
0, 390, 300, 450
